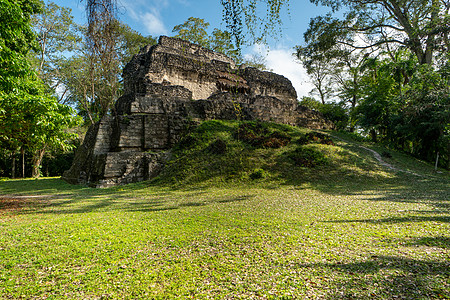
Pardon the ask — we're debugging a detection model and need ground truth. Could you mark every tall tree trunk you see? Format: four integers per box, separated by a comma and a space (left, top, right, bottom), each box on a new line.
21, 146, 25, 178
32, 146, 46, 178
370, 129, 377, 143
11, 151, 16, 179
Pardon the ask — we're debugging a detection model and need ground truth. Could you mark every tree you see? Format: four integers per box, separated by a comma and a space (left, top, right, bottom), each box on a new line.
172, 17, 211, 48
85, 0, 119, 119
173, 17, 272, 67
210, 28, 239, 60
220, 0, 290, 53
394, 65, 450, 167
304, 0, 449, 65
53, 20, 156, 125
172, 17, 241, 62
355, 58, 400, 142
0, 0, 41, 177
0, 0, 80, 178
30, 1, 82, 103
299, 97, 349, 130
297, 47, 336, 104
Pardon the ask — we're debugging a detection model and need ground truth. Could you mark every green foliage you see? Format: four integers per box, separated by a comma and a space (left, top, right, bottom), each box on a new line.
299, 97, 349, 130
295, 131, 334, 146
41, 151, 76, 177
355, 61, 400, 140
234, 121, 291, 148
352, 57, 449, 168
0, 0, 41, 93
0, 0, 41, 55
305, 0, 448, 65
206, 138, 228, 155
172, 16, 270, 68
299, 96, 323, 110
0, 0, 81, 178
30, 1, 81, 97
172, 17, 241, 62
45, 18, 155, 124
393, 65, 450, 167
287, 145, 329, 167
172, 17, 211, 48
319, 102, 349, 131
220, 0, 289, 52
249, 168, 267, 179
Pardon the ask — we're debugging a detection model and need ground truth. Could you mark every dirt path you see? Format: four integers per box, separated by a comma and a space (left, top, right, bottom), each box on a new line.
359, 146, 422, 176
331, 135, 422, 177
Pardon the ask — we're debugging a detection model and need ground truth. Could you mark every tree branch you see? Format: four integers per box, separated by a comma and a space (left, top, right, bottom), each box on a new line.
337, 38, 407, 49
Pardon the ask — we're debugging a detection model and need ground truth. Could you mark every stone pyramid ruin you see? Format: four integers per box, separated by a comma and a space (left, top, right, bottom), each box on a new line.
63, 36, 333, 187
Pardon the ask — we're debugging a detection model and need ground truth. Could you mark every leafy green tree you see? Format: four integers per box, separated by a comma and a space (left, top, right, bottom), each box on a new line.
210, 28, 238, 60
304, 0, 448, 65
173, 17, 211, 48
297, 48, 336, 104
46, 19, 155, 125
355, 59, 399, 142
173, 17, 272, 67
172, 17, 242, 62
0, 0, 80, 178
394, 65, 450, 167
30, 1, 81, 101
299, 97, 349, 130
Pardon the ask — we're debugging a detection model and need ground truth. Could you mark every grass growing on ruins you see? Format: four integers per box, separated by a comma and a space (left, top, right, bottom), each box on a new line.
0, 122, 449, 299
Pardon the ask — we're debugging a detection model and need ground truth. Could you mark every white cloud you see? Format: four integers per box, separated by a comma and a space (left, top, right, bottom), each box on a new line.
245, 45, 313, 99
119, 0, 168, 36
141, 10, 168, 36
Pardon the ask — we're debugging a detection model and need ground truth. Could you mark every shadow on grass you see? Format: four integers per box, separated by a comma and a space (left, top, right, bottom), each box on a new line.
325, 215, 450, 224
295, 255, 450, 299
301, 171, 449, 213
0, 177, 84, 195
0, 178, 254, 215
404, 236, 450, 249
125, 195, 252, 213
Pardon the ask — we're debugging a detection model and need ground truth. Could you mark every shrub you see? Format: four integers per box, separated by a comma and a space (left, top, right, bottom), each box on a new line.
381, 151, 392, 158
206, 138, 227, 155
287, 146, 328, 167
295, 132, 334, 146
234, 121, 291, 148
249, 168, 266, 180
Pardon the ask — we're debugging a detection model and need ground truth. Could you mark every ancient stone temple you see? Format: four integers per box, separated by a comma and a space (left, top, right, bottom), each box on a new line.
63, 36, 333, 187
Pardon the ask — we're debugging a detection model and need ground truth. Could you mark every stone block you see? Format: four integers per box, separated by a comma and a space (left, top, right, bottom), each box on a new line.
144, 114, 169, 150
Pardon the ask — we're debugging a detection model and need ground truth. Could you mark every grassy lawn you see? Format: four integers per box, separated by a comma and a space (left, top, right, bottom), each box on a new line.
0, 125, 449, 299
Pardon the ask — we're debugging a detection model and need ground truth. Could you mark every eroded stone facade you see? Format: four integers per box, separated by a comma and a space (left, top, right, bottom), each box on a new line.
63, 36, 333, 187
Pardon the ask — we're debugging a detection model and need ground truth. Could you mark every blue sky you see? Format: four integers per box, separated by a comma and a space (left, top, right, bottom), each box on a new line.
50, 0, 331, 98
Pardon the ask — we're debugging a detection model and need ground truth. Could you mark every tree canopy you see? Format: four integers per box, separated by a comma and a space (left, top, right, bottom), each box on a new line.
0, 0, 80, 177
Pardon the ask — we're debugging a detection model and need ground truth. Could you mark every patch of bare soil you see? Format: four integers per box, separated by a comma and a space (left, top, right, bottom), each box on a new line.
0, 195, 52, 214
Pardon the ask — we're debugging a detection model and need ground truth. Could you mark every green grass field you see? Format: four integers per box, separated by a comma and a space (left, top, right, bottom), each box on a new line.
1, 122, 449, 299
